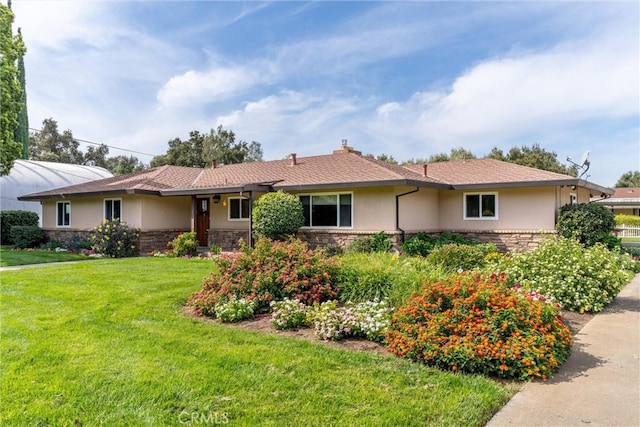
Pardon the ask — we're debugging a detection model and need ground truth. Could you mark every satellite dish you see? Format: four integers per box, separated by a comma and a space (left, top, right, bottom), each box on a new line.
566, 149, 591, 180
579, 150, 590, 168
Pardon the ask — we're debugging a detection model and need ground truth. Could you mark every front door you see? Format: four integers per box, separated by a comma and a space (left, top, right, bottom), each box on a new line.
196, 198, 210, 246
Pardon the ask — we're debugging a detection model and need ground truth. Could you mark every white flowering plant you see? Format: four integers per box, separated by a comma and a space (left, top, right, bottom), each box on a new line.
487, 237, 636, 313
214, 296, 255, 323
270, 299, 309, 330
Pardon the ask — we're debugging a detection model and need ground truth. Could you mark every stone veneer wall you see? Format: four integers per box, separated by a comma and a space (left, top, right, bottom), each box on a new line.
297, 230, 403, 250
403, 230, 557, 253
209, 229, 251, 251
44, 229, 93, 243
139, 229, 188, 254
43, 228, 189, 255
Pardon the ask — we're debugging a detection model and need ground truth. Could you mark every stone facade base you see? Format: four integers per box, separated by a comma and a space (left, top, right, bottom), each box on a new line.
139, 229, 189, 254
43, 228, 189, 255
44, 228, 556, 255
209, 229, 251, 251
297, 229, 402, 250
404, 230, 557, 253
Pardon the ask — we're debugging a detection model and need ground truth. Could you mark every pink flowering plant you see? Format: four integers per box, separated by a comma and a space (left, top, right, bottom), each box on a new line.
188, 237, 339, 316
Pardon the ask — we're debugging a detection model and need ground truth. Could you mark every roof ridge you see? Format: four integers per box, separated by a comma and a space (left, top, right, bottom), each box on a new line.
354, 154, 412, 179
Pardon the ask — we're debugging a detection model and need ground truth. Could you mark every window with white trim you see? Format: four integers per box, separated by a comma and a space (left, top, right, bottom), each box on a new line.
56, 201, 70, 227
104, 198, 122, 220
464, 192, 497, 219
569, 193, 577, 205
299, 193, 352, 228
229, 197, 249, 221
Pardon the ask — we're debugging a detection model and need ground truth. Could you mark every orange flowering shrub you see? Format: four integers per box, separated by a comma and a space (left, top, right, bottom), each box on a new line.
386, 273, 572, 381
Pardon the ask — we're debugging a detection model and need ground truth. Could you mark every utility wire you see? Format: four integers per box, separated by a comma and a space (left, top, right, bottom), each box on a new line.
28, 127, 159, 158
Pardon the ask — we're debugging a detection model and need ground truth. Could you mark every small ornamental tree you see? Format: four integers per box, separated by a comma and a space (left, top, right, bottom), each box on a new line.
91, 218, 139, 258
557, 203, 615, 247
252, 190, 304, 241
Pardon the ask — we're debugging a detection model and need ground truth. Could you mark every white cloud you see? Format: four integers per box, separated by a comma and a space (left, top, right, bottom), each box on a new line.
368, 31, 638, 154
157, 64, 266, 109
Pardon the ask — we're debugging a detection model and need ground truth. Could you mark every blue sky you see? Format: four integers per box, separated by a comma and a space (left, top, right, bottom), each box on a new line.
10, 0, 639, 187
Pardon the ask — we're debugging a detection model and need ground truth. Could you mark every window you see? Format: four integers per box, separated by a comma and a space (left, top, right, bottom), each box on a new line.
569, 193, 577, 205
299, 193, 352, 228
104, 199, 122, 220
56, 201, 70, 227
229, 197, 249, 220
464, 192, 497, 219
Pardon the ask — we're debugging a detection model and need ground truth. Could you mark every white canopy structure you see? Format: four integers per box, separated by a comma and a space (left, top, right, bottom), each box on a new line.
0, 160, 114, 224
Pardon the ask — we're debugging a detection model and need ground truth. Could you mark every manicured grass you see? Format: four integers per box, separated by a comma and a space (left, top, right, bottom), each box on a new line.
621, 237, 640, 243
0, 248, 95, 267
0, 258, 516, 426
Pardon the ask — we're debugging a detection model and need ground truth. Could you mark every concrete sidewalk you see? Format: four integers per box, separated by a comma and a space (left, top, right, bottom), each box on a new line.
487, 274, 640, 427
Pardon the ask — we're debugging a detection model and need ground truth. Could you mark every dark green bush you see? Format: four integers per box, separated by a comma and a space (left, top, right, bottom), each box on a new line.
401, 231, 477, 257
557, 203, 615, 247
10, 226, 45, 248
347, 231, 392, 253
252, 190, 304, 241
64, 234, 93, 251
1, 210, 39, 244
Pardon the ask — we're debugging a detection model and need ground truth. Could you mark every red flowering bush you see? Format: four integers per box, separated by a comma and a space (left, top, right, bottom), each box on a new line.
386, 273, 572, 381
188, 237, 339, 316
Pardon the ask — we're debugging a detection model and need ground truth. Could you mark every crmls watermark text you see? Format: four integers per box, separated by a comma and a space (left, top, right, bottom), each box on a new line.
178, 411, 229, 425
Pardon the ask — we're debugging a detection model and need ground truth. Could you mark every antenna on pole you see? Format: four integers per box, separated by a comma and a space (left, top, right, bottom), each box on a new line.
566, 150, 591, 179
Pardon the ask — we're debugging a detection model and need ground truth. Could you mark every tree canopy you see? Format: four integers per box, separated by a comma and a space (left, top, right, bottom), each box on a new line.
614, 171, 640, 188
150, 126, 263, 168
485, 144, 577, 176
0, 2, 26, 176
29, 118, 145, 175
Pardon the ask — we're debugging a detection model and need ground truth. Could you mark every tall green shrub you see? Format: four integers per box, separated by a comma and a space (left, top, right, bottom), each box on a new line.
557, 203, 615, 247
0, 210, 38, 244
615, 214, 640, 227
9, 225, 44, 248
252, 190, 304, 241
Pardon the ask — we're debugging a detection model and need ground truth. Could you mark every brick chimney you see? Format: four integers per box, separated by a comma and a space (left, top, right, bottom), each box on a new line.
422, 164, 428, 177
290, 153, 297, 166
333, 139, 362, 155
211, 159, 217, 169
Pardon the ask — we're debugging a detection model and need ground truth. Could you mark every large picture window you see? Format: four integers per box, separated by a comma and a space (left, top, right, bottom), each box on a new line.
56, 201, 70, 227
104, 199, 122, 220
464, 192, 497, 219
299, 193, 352, 228
229, 197, 250, 220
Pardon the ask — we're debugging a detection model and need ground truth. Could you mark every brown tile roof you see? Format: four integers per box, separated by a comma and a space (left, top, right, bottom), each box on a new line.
18, 149, 612, 200
604, 187, 640, 202
404, 158, 577, 187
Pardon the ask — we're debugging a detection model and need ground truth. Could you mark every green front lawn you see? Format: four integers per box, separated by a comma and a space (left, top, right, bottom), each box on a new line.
0, 258, 515, 426
0, 248, 95, 267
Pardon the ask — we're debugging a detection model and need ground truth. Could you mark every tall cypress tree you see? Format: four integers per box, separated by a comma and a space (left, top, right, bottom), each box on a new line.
14, 27, 28, 159
0, 0, 26, 175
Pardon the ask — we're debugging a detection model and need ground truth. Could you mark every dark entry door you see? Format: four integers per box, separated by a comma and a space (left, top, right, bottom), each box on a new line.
196, 198, 210, 246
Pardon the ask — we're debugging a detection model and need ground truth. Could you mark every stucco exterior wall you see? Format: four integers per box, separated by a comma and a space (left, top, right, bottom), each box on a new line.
396, 187, 439, 232
139, 195, 191, 229
42, 195, 191, 231
437, 187, 559, 231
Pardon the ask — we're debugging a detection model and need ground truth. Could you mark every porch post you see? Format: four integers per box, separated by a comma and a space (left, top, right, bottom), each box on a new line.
248, 191, 254, 247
